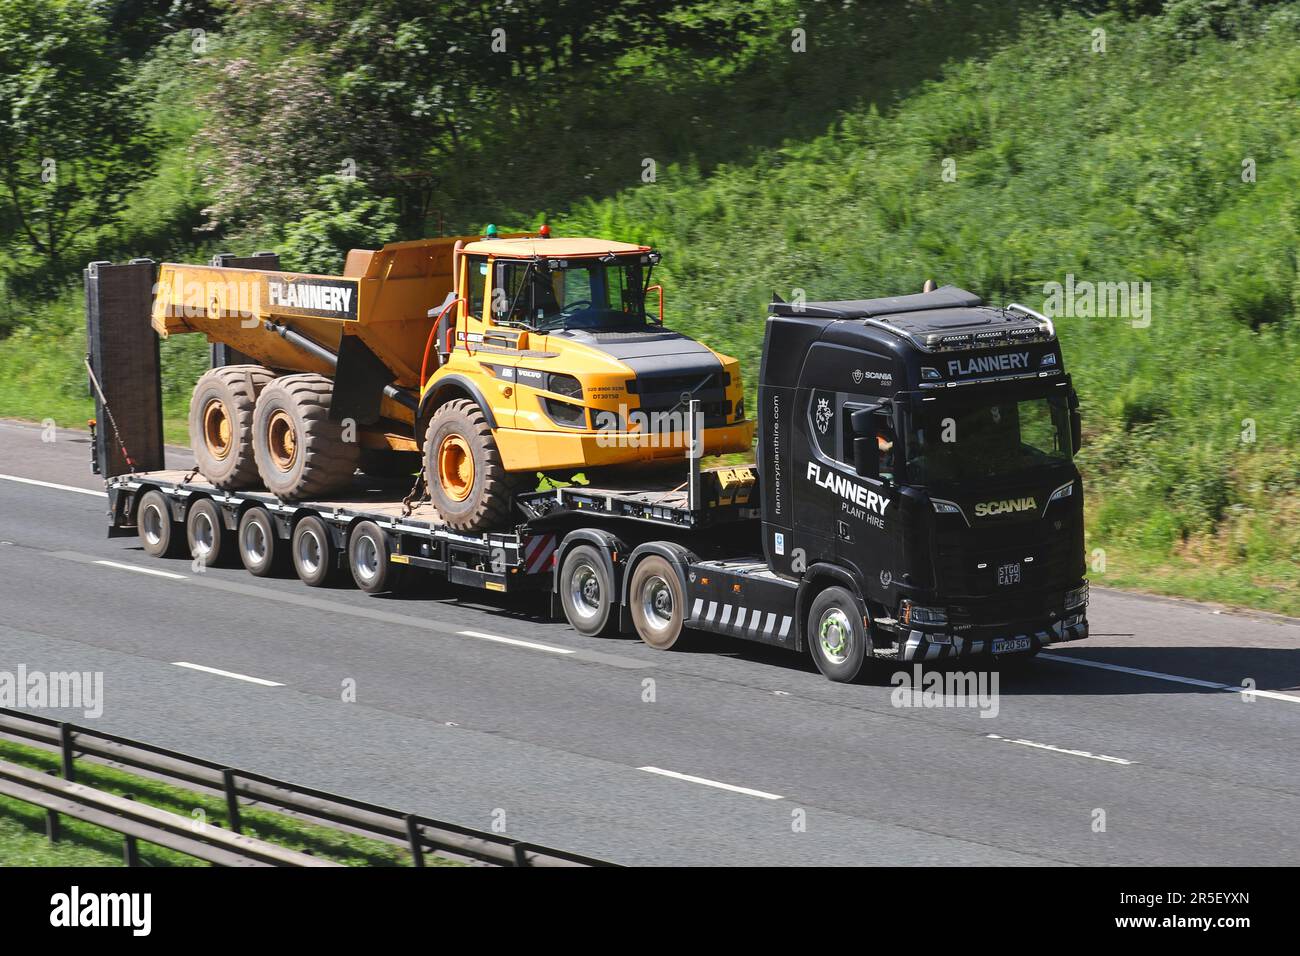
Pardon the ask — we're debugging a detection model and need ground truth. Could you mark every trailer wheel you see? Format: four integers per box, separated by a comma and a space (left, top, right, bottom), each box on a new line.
137, 489, 181, 558
807, 586, 870, 683
253, 373, 359, 501
424, 399, 514, 531
238, 507, 281, 577
559, 544, 616, 637
628, 556, 685, 650
188, 365, 274, 489
348, 520, 403, 594
186, 498, 229, 567
291, 515, 337, 587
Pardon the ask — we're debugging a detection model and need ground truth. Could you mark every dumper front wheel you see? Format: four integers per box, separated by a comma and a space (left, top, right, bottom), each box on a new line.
253, 373, 359, 500
188, 365, 275, 489
424, 399, 514, 531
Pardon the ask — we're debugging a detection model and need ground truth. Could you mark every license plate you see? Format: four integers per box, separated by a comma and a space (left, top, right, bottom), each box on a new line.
997, 562, 1021, 586
992, 636, 1031, 655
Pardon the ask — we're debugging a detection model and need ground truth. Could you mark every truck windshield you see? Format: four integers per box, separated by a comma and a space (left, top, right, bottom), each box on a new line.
906, 392, 1072, 486
498, 258, 649, 332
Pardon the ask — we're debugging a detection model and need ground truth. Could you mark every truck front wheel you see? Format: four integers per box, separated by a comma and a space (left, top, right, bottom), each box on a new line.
424, 399, 515, 531
807, 586, 870, 682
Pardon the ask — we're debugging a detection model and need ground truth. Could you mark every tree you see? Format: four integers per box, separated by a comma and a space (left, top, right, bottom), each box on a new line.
0, 0, 154, 280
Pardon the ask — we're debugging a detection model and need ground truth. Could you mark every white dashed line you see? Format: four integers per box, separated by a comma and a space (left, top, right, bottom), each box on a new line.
171, 662, 284, 686
94, 559, 186, 580
0, 474, 106, 497
986, 733, 1134, 765
639, 766, 784, 800
457, 630, 575, 655
1041, 653, 1300, 704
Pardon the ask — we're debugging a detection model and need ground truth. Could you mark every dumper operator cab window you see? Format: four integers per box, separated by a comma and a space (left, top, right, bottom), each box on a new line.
493, 257, 650, 332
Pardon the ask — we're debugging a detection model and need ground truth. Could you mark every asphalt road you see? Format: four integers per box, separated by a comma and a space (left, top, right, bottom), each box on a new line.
1, 418, 1297, 865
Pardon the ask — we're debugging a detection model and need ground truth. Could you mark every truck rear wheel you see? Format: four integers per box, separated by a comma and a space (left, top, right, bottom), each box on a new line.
348, 520, 404, 593
188, 365, 274, 489
291, 515, 337, 587
559, 544, 616, 637
186, 497, 229, 567
628, 555, 685, 649
253, 373, 359, 500
137, 489, 180, 558
238, 507, 281, 577
807, 586, 870, 683
424, 399, 514, 531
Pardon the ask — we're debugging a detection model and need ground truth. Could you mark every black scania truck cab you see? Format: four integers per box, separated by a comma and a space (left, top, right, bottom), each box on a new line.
751, 284, 1089, 679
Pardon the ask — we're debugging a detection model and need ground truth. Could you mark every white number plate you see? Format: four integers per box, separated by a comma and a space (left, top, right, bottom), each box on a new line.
992, 636, 1031, 655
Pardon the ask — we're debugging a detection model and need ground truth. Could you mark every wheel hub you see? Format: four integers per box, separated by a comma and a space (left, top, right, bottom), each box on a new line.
819, 609, 853, 664
202, 399, 233, 460
268, 410, 298, 470
438, 435, 474, 502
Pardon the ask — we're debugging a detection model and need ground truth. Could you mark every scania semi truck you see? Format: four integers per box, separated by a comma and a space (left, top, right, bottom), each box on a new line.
90, 262, 1088, 683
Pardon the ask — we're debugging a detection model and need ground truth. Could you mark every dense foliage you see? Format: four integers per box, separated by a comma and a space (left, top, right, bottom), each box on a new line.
0, 0, 1297, 610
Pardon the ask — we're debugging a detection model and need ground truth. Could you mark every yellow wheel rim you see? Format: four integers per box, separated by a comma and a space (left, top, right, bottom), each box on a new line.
438, 435, 474, 502
268, 410, 298, 470
202, 399, 233, 461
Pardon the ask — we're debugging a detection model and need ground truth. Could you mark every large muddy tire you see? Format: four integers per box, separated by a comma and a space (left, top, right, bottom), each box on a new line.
253, 373, 359, 500
424, 399, 516, 531
188, 365, 275, 489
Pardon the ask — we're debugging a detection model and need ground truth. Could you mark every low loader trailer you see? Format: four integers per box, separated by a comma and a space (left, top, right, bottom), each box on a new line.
89, 262, 1089, 683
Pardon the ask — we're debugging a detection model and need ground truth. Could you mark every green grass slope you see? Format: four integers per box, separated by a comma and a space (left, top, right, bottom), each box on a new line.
555, 7, 1300, 612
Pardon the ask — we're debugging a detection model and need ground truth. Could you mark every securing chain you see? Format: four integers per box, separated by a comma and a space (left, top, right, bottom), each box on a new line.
401, 461, 429, 517
83, 355, 136, 473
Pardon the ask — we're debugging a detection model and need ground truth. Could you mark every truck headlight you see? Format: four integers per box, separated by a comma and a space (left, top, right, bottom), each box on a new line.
901, 600, 947, 626
1047, 482, 1074, 504
1065, 583, 1089, 610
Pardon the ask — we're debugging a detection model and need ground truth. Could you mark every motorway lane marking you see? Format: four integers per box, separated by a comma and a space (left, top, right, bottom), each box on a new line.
985, 733, 1135, 765
0, 473, 106, 497
45, 549, 653, 669
94, 559, 187, 580
638, 766, 784, 800
1041, 653, 1300, 704
457, 630, 576, 655
171, 661, 284, 686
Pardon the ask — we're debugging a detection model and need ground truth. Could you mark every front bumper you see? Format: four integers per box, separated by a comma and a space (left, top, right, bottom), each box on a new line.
899, 613, 1088, 662
495, 419, 756, 471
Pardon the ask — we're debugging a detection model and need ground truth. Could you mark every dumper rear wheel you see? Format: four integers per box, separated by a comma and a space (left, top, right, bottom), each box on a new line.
188, 365, 274, 489
253, 373, 359, 500
424, 399, 515, 531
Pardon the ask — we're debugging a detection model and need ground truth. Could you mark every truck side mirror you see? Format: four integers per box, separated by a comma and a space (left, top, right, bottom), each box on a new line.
1070, 409, 1082, 455
853, 437, 879, 480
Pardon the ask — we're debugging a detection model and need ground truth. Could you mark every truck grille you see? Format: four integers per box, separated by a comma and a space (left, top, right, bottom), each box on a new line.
934, 518, 1079, 599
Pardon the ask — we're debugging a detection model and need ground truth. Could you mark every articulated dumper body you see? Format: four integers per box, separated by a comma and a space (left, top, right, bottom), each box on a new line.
152, 230, 754, 530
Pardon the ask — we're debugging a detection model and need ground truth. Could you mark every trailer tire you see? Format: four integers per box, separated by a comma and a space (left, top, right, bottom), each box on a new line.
807, 586, 870, 683
138, 490, 181, 558
186, 497, 229, 567
424, 399, 515, 531
188, 365, 275, 489
348, 520, 403, 593
253, 373, 359, 501
559, 544, 616, 637
291, 515, 337, 587
238, 507, 281, 577
628, 555, 685, 650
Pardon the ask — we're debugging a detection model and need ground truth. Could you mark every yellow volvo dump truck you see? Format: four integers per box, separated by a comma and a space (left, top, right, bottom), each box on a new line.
152, 228, 754, 530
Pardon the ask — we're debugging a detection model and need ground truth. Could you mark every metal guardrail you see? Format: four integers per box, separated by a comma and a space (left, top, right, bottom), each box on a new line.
0, 708, 611, 867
